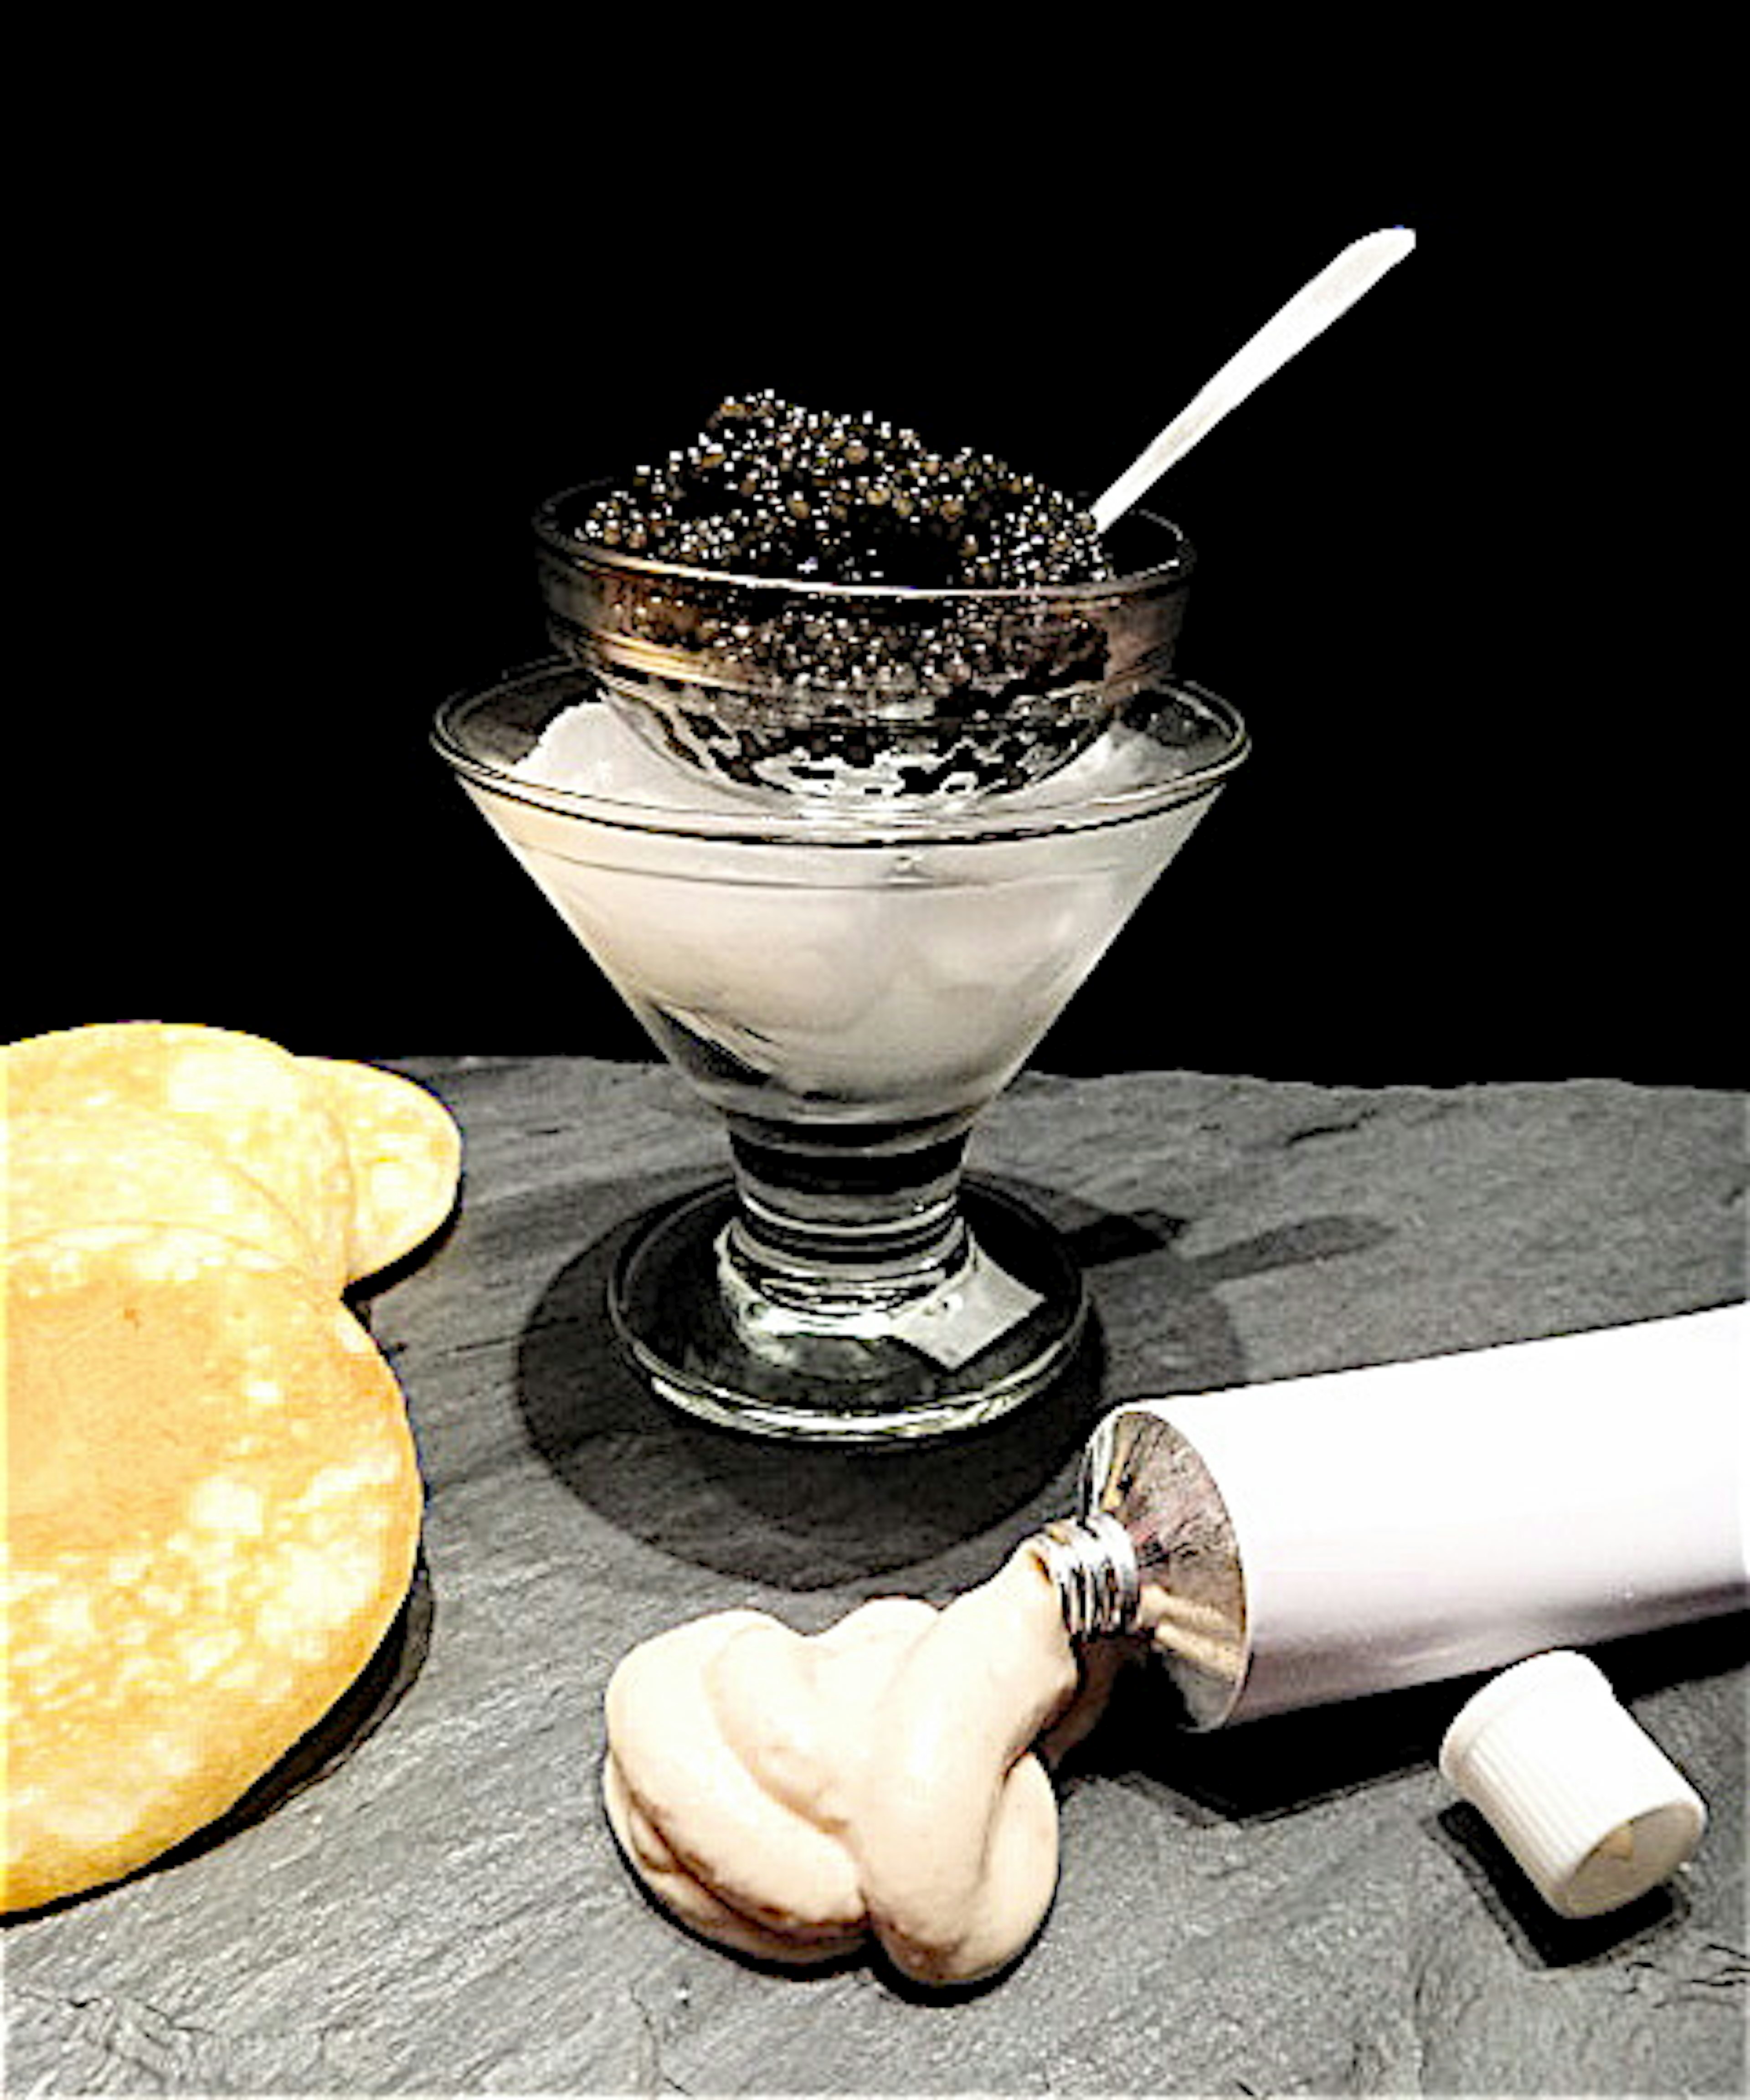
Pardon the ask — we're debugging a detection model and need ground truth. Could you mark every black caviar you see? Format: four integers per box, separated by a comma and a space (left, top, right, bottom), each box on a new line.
577, 391, 1112, 588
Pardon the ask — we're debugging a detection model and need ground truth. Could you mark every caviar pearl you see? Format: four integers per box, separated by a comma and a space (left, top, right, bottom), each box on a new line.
577, 395, 1110, 592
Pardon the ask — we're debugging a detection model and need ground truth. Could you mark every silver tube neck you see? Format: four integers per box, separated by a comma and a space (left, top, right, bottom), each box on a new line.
1034, 1401, 1250, 1729
1032, 1512, 1141, 1640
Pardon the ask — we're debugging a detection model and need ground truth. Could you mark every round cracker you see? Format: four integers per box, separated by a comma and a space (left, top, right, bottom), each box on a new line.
2, 1107, 314, 1272
3, 1023, 354, 1292
301, 1059, 462, 1281
3, 1222, 422, 1914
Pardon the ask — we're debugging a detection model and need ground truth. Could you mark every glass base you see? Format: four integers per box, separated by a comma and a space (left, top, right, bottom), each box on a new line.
608, 1177, 1086, 1441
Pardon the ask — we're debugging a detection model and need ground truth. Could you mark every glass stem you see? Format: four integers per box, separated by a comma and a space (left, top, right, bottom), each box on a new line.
721, 1112, 976, 1320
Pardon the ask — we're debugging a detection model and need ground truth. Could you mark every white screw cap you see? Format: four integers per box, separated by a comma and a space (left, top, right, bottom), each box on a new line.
1440, 1650, 1707, 1919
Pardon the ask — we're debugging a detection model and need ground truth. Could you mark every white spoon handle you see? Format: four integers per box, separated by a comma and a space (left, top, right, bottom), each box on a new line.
1091, 227, 1416, 534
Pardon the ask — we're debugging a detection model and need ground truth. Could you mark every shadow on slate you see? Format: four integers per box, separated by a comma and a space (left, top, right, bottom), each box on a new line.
1076, 1589, 1747, 1875
512, 1168, 1258, 1593
1431, 1798, 1690, 1972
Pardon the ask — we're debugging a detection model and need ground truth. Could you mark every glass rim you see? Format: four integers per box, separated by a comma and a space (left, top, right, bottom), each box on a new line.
431, 658, 1249, 848
531, 480, 1195, 607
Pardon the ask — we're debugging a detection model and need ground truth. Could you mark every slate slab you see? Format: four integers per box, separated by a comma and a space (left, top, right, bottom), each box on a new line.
6, 1060, 1745, 2095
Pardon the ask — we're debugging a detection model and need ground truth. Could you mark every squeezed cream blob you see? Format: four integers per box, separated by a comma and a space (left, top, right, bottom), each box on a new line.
602, 1546, 1114, 1985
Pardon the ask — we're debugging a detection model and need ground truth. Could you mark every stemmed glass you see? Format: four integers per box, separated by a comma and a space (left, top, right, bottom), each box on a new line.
432, 495, 1246, 1441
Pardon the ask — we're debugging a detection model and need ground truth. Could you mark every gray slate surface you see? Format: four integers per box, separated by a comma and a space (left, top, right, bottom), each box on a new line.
7, 1059, 1746, 2096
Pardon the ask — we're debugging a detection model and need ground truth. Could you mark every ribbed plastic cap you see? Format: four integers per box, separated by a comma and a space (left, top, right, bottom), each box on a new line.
1440, 1651, 1707, 1919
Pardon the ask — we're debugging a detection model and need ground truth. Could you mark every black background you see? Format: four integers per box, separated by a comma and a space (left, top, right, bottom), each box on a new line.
11, 54, 1738, 1088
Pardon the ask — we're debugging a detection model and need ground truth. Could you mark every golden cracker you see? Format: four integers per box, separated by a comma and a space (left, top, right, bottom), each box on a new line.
3, 1023, 353, 1293
3, 1106, 314, 1272
301, 1059, 462, 1282
3, 1222, 422, 1913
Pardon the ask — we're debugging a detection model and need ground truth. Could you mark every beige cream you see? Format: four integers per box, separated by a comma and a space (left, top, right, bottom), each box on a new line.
602, 1546, 1115, 1986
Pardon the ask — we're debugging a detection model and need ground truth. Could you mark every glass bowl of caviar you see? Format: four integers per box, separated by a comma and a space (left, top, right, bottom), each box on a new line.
532, 393, 1196, 799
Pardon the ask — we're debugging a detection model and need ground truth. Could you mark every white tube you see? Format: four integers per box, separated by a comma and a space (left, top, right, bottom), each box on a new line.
1123, 1304, 1747, 1725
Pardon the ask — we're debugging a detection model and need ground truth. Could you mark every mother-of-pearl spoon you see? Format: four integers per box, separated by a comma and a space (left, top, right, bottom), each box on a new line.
1091, 227, 1416, 533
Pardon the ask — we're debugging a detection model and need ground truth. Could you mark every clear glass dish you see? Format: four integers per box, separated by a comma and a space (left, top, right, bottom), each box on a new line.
434, 523, 1246, 1441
